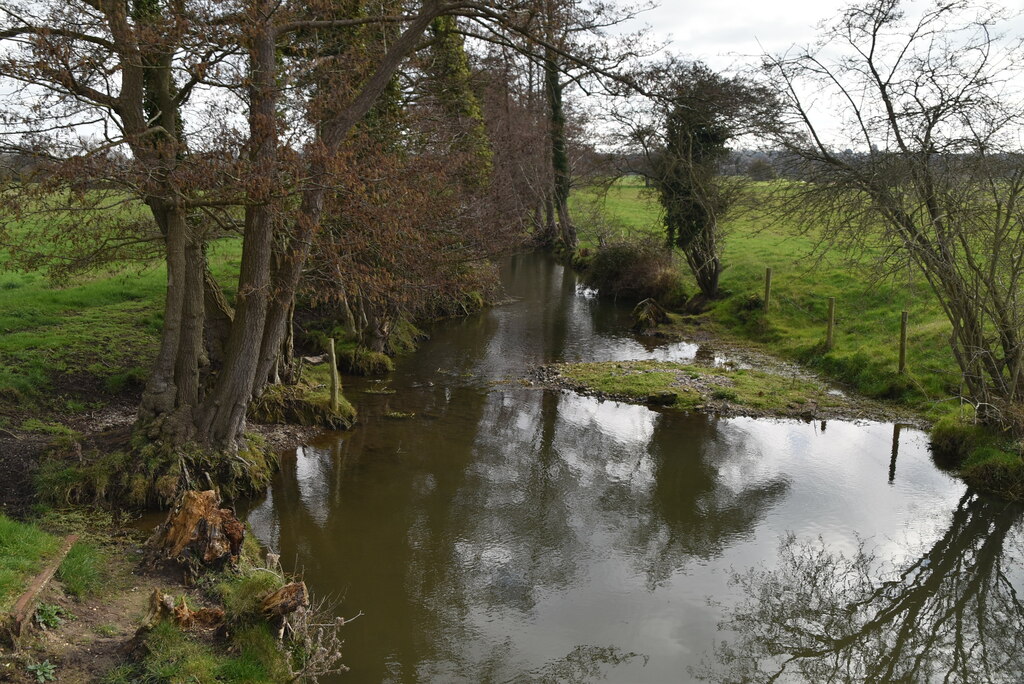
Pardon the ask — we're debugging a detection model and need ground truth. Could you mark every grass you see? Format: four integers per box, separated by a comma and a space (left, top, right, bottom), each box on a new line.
0, 236, 242, 414
0, 514, 61, 613
576, 180, 959, 411
57, 541, 106, 599
557, 360, 847, 416
101, 619, 288, 683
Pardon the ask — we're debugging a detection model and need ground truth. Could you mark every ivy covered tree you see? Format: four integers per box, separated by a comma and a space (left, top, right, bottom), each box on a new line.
651, 62, 767, 299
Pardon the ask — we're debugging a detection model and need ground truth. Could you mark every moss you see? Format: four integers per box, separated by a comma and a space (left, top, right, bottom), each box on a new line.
249, 381, 355, 427
558, 361, 700, 409
557, 360, 846, 416
35, 432, 279, 509
386, 317, 425, 356
337, 346, 394, 376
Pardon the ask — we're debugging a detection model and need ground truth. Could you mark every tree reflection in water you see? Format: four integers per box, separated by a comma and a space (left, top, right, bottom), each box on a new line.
699, 493, 1024, 683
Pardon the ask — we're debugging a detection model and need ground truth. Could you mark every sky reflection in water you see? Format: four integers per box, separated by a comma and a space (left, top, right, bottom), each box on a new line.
246, 253, 1023, 683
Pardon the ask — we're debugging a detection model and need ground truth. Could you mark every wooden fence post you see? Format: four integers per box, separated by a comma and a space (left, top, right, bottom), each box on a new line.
898, 311, 908, 374
826, 297, 835, 351
328, 338, 340, 411
763, 267, 773, 313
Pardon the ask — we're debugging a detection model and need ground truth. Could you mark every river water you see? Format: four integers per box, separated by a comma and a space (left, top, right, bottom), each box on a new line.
246, 252, 1024, 683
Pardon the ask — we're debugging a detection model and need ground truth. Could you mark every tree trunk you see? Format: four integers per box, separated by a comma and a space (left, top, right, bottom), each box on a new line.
137, 202, 205, 446
544, 49, 575, 250
196, 15, 279, 451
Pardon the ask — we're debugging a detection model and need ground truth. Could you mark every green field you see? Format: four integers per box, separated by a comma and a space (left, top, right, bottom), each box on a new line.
0, 227, 241, 424
574, 181, 961, 415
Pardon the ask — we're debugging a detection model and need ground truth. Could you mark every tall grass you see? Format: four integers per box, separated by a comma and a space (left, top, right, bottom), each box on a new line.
0, 234, 241, 413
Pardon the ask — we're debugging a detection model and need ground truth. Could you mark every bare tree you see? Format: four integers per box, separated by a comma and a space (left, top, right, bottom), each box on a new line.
761, 0, 1024, 425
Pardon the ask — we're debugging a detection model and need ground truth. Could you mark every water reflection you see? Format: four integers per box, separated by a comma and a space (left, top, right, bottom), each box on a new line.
701, 494, 1024, 683
245, 253, 1002, 682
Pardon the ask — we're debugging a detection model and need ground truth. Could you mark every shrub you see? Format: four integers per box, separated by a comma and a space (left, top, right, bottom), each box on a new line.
582, 239, 686, 306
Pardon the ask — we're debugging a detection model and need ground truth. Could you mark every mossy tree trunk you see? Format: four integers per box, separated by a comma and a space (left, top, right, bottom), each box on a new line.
544, 47, 576, 250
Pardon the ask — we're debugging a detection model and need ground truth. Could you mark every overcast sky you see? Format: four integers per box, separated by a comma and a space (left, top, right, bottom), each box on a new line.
628, 0, 1024, 73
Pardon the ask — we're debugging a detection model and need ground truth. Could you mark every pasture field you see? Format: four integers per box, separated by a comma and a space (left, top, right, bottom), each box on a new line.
573, 180, 962, 415
0, 214, 242, 426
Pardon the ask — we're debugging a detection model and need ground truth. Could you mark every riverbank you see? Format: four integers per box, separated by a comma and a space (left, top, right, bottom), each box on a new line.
573, 181, 1024, 498
572, 181, 959, 412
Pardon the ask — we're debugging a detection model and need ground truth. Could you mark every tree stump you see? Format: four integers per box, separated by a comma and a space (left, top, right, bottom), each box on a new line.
141, 588, 225, 631
146, 490, 245, 578
261, 581, 309, 620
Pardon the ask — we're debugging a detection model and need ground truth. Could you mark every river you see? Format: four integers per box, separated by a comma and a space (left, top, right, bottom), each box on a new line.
246, 252, 1024, 683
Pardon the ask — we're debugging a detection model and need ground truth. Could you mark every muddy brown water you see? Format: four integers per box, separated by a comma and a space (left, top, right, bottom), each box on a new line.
245, 252, 1024, 683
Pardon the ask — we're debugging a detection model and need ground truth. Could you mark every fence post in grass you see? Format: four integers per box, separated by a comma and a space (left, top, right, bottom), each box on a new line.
826, 297, 835, 351
328, 338, 340, 411
898, 311, 908, 374
763, 267, 773, 313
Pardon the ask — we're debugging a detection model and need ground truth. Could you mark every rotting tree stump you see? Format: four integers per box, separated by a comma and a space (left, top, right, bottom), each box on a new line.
146, 490, 244, 578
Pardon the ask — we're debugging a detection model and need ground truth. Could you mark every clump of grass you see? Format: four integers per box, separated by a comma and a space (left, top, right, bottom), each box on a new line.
34, 449, 130, 506
711, 388, 739, 402
0, 515, 61, 613
961, 446, 1024, 500
19, 419, 78, 437
929, 406, 987, 468
216, 569, 286, 620
337, 346, 394, 376
96, 623, 119, 637
126, 619, 226, 682
57, 541, 106, 598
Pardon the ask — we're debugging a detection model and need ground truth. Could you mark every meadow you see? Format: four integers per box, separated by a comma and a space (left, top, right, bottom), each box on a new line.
0, 231, 241, 427
573, 180, 962, 416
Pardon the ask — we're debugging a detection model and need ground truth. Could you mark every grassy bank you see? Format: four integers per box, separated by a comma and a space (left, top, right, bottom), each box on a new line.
575, 181, 1024, 497
0, 237, 241, 424
574, 180, 958, 411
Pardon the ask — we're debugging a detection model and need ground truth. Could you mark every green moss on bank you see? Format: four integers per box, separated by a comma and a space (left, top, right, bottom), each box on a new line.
555, 360, 847, 418
926, 406, 1024, 501
249, 363, 355, 430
